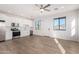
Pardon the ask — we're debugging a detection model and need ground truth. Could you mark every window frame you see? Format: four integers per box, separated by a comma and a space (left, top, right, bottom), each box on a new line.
53, 16, 66, 31
35, 20, 41, 30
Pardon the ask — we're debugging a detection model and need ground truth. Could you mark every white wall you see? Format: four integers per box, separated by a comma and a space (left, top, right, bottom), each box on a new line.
0, 10, 78, 41
77, 10, 79, 41
33, 10, 78, 41
0, 13, 33, 40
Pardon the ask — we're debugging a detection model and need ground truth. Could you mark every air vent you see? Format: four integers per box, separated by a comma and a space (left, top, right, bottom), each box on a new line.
54, 8, 59, 10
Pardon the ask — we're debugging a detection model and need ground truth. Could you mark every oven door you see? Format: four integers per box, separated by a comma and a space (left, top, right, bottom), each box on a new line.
12, 31, 20, 38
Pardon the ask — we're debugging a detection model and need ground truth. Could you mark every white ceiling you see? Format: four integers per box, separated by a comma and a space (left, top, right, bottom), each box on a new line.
0, 4, 78, 20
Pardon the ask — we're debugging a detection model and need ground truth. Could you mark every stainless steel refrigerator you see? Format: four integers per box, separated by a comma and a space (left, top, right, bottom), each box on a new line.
0, 21, 5, 41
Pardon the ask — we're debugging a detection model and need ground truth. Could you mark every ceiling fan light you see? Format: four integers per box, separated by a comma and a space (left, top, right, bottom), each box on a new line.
40, 9, 44, 12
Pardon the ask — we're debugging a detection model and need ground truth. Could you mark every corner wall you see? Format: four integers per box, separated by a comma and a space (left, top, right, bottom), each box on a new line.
33, 10, 78, 42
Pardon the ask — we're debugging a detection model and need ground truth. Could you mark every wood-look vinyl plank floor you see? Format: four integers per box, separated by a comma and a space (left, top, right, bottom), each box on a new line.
0, 35, 79, 54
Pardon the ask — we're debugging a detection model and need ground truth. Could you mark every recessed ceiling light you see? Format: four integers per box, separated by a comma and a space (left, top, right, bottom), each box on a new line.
61, 6, 64, 8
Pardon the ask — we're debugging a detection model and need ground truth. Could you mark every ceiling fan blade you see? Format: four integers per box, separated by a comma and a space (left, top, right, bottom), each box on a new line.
44, 9, 50, 11
43, 4, 51, 9
35, 4, 41, 8
40, 4, 43, 9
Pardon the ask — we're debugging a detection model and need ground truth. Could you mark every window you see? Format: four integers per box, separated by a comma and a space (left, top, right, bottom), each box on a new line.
53, 17, 66, 30
35, 20, 41, 30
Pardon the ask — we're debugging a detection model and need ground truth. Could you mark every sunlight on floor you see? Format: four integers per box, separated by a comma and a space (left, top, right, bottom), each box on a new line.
54, 38, 66, 54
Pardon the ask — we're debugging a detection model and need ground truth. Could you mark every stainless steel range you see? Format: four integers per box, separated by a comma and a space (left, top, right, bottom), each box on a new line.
11, 28, 20, 39
11, 23, 20, 39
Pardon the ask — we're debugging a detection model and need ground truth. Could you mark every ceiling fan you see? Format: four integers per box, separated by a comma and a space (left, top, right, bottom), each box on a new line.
35, 4, 51, 13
